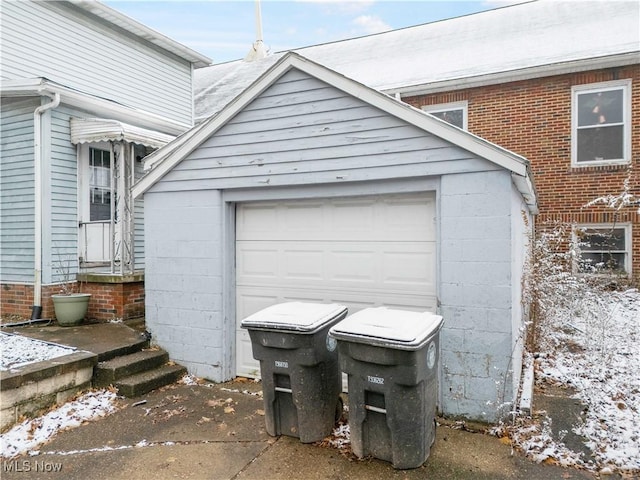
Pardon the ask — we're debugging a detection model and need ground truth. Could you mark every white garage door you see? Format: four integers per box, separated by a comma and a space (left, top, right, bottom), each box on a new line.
235, 193, 437, 378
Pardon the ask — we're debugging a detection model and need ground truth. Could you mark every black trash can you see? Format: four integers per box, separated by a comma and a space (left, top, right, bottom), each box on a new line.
241, 302, 348, 443
329, 307, 443, 469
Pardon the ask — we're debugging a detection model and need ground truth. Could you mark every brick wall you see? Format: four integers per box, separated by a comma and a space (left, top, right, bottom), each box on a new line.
404, 65, 640, 282
1, 281, 144, 322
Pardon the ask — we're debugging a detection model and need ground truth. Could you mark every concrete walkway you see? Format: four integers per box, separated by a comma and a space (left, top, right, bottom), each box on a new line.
2, 380, 598, 480
2, 323, 600, 479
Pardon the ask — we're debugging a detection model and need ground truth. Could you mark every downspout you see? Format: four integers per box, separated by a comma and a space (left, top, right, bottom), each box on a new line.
32, 91, 60, 319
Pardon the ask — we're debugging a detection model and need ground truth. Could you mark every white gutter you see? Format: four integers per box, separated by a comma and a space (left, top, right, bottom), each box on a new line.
32, 91, 60, 319
2, 78, 190, 135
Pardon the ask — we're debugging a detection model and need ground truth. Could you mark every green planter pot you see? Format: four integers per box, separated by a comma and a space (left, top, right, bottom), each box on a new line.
52, 293, 91, 326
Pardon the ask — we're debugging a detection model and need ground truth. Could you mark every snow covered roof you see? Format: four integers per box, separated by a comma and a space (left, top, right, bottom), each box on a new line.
194, 0, 639, 121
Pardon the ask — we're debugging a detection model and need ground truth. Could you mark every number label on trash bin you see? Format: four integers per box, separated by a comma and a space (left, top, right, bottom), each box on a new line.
275, 360, 289, 368
367, 375, 384, 385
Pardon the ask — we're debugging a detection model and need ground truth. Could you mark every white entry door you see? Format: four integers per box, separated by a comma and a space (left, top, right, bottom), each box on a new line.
235, 193, 437, 378
79, 144, 113, 264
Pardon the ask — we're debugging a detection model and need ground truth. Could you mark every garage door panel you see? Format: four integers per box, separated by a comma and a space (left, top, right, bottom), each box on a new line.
238, 286, 436, 315
381, 248, 436, 288
237, 194, 435, 242
283, 249, 325, 280
237, 247, 279, 279
328, 250, 377, 283
235, 193, 437, 378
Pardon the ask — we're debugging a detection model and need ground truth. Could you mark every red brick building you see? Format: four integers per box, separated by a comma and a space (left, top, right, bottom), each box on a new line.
403, 66, 639, 283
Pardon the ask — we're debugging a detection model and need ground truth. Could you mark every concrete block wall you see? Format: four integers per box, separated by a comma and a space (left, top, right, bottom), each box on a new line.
144, 189, 225, 381
439, 170, 517, 422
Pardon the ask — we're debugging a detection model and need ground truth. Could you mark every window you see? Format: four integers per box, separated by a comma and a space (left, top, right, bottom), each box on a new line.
576, 225, 631, 275
89, 147, 111, 221
572, 80, 631, 166
422, 101, 468, 129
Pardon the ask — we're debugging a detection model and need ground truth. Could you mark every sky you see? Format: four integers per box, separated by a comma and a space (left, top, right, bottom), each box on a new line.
103, 0, 520, 64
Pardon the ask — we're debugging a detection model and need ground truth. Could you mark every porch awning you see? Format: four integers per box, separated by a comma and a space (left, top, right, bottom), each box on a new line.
70, 117, 175, 149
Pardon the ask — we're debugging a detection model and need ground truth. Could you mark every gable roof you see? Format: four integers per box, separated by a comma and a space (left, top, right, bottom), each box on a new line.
194, 0, 639, 121
132, 52, 537, 212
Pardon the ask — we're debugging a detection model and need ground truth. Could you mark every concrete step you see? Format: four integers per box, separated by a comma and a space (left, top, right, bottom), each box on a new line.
94, 349, 169, 387
114, 364, 187, 398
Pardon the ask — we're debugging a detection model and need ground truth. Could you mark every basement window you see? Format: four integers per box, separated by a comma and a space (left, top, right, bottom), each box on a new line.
572, 80, 631, 166
576, 225, 631, 275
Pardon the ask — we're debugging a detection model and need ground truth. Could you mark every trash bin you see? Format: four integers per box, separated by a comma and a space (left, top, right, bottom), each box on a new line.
241, 302, 348, 443
329, 307, 443, 469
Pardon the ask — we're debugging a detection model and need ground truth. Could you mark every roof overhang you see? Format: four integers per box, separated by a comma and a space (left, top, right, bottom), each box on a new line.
1, 78, 190, 136
66, 0, 211, 68
387, 52, 640, 98
70, 117, 174, 148
133, 52, 538, 213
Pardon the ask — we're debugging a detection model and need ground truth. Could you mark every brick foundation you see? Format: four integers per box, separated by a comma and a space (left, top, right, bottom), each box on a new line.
1, 273, 144, 322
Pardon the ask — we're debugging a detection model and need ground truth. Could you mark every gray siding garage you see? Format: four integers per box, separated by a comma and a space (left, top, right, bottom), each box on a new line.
134, 53, 537, 422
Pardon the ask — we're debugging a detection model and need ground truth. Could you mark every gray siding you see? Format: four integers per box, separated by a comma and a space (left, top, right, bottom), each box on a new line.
134, 149, 145, 269
48, 107, 81, 283
1, 1, 193, 125
0, 98, 38, 283
156, 70, 497, 192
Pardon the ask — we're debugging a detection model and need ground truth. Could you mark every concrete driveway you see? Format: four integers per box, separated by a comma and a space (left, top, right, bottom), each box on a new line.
1, 379, 597, 480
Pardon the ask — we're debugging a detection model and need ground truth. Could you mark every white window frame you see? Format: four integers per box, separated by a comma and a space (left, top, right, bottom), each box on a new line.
575, 223, 632, 277
571, 79, 631, 167
422, 101, 468, 130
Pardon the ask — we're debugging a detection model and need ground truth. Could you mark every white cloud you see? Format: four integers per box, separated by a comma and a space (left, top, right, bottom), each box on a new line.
351, 14, 391, 34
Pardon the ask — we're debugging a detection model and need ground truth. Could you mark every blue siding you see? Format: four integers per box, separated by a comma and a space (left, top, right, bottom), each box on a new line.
0, 1, 193, 125
134, 152, 145, 269
159, 70, 489, 192
0, 98, 37, 283
47, 107, 81, 283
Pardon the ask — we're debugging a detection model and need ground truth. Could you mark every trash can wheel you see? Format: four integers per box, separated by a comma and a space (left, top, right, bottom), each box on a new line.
335, 396, 344, 424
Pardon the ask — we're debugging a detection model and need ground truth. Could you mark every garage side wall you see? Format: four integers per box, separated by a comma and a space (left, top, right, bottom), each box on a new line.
439, 169, 515, 422
144, 189, 225, 380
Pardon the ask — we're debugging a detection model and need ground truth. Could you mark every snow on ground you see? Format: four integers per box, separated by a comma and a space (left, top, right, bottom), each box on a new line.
0, 332, 75, 371
0, 289, 637, 473
0, 389, 120, 459
500, 288, 640, 474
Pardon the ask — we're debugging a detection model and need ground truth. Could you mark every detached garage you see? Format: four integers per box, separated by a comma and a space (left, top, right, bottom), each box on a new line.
133, 53, 537, 422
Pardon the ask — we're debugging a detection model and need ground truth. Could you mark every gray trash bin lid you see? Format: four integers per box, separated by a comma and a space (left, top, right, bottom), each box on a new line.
329, 307, 443, 350
241, 302, 348, 333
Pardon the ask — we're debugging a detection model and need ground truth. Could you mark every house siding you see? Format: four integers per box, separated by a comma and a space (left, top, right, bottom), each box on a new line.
0, 1, 193, 124
0, 98, 38, 283
157, 70, 493, 192
134, 157, 145, 270
405, 64, 640, 281
48, 106, 80, 284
